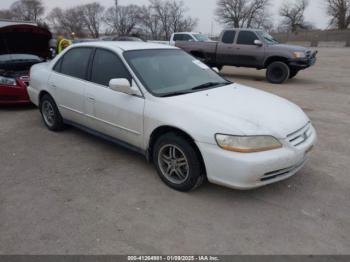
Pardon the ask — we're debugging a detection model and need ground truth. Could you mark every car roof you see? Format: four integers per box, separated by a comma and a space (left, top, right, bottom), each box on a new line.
72, 41, 177, 51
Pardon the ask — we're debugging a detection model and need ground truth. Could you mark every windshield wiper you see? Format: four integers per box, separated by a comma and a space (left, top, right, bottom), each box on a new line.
159, 81, 231, 97
191, 81, 230, 91
159, 90, 193, 97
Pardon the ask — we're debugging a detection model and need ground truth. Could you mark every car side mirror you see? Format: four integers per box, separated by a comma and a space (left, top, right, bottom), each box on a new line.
109, 78, 141, 96
254, 40, 263, 47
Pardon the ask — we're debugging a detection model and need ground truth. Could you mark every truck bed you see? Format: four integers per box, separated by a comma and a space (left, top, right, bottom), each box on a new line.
175, 41, 218, 65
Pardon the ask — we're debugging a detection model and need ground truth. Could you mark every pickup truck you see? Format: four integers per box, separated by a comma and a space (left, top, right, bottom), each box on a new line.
176, 28, 317, 84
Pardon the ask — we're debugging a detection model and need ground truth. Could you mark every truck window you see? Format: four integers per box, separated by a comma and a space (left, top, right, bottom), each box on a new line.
182, 34, 194, 41
173, 34, 183, 41
237, 31, 259, 45
221, 31, 236, 44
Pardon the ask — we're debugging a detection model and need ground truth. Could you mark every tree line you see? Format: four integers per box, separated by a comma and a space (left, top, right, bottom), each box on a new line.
0, 0, 349, 39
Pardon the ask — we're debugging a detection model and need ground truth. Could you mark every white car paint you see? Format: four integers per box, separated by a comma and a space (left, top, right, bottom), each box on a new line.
28, 41, 317, 190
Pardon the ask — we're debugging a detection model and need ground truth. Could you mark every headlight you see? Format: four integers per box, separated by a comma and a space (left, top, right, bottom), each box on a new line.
215, 134, 282, 153
0, 76, 17, 86
293, 52, 306, 58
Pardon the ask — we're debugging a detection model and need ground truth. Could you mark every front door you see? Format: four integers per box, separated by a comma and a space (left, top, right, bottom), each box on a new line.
234, 30, 265, 67
84, 48, 144, 149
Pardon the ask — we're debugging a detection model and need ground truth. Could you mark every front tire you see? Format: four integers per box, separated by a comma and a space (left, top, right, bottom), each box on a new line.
153, 133, 205, 192
40, 94, 65, 131
266, 62, 290, 84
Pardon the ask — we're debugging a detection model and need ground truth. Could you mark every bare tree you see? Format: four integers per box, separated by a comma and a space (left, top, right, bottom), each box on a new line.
139, 5, 162, 39
0, 10, 14, 20
215, 0, 270, 29
9, 0, 44, 22
325, 0, 350, 29
80, 3, 105, 38
47, 7, 87, 38
105, 0, 142, 36
279, 0, 309, 32
149, 0, 197, 40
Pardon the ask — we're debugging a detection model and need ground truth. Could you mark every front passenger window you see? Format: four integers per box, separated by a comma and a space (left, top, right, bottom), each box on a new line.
91, 49, 131, 87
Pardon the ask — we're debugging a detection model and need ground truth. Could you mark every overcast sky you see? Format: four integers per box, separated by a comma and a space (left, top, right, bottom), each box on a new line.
1, 0, 329, 34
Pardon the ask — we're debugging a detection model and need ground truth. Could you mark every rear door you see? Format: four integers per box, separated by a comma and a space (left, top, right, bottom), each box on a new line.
49, 47, 93, 125
216, 30, 237, 66
84, 48, 144, 148
234, 30, 265, 67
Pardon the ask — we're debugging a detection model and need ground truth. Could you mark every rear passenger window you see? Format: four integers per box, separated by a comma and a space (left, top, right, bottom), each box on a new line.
222, 31, 236, 44
91, 49, 131, 86
53, 58, 62, 72
237, 31, 259, 45
60, 48, 92, 79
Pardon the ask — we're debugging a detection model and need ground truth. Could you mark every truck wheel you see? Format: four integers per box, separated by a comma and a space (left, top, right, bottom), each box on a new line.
289, 69, 299, 79
266, 62, 290, 84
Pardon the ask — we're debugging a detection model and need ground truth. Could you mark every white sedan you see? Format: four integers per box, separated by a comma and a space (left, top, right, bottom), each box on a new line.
28, 42, 316, 191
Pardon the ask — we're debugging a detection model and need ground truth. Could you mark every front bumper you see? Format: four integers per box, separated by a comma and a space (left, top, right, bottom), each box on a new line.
196, 125, 317, 190
289, 51, 318, 70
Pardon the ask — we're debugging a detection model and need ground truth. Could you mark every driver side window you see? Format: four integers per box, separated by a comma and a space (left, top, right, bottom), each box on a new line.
237, 31, 259, 45
90, 49, 132, 87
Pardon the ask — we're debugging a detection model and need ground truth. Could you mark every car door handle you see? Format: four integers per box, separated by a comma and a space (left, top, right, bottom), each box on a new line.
50, 83, 57, 88
87, 97, 95, 102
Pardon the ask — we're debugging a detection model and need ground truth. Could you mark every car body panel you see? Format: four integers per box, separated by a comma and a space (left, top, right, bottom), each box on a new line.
0, 24, 51, 105
28, 42, 317, 190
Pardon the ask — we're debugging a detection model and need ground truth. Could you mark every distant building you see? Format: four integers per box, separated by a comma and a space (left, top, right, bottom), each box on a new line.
0, 19, 37, 28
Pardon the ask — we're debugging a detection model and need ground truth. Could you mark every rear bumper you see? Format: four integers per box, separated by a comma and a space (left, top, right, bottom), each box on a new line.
289, 51, 318, 70
0, 85, 30, 105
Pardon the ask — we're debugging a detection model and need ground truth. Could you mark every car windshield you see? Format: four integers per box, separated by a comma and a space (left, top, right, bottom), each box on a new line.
193, 34, 210, 41
124, 49, 230, 97
256, 31, 279, 44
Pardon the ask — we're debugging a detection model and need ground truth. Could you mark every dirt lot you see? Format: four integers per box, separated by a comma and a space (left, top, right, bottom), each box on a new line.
0, 48, 349, 255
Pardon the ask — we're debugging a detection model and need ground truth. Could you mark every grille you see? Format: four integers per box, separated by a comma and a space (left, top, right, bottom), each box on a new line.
287, 122, 313, 147
261, 159, 306, 182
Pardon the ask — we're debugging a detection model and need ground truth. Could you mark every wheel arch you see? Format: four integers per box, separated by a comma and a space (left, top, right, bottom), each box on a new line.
38, 90, 53, 108
147, 125, 207, 175
264, 56, 289, 68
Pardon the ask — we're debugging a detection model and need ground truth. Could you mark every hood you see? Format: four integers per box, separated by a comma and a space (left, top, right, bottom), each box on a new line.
163, 84, 309, 138
0, 24, 52, 58
271, 43, 309, 52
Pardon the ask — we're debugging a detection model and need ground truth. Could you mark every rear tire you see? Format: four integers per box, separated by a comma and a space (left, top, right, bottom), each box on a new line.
266, 62, 290, 84
153, 133, 205, 192
40, 94, 65, 131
